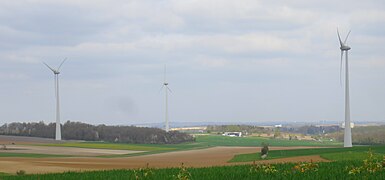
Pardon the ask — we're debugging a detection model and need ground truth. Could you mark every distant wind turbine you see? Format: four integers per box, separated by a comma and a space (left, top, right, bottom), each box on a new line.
337, 29, 352, 148
160, 65, 172, 132
43, 58, 67, 141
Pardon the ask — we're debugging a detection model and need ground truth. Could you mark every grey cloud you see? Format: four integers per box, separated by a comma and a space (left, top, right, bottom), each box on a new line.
0, 0, 384, 124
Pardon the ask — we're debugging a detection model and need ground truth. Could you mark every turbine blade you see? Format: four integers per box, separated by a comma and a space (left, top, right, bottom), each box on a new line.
167, 86, 173, 94
57, 57, 67, 71
164, 64, 166, 83
43, 62, 56, 73
340, 50, 343, 87
337, 28, 343, 47
158, 85, 164, 93
344, 30, 351, 44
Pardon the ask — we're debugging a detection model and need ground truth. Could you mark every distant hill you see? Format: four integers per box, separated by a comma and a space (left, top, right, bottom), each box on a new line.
132, 121, 385, 129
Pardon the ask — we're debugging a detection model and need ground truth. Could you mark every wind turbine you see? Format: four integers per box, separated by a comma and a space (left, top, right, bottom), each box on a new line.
337, 29, 352, 148
161, 65, 172, 132
43, 58, 67, 141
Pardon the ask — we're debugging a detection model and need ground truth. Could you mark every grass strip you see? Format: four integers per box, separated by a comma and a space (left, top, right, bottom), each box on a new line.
229, 145, 385, 162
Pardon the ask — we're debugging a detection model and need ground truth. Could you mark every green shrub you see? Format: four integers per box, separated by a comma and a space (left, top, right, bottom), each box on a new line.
16, 170, 25, 176
261, 142, 269, 158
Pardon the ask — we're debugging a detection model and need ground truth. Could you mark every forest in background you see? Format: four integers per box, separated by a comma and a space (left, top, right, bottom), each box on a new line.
0, 121, 194, 144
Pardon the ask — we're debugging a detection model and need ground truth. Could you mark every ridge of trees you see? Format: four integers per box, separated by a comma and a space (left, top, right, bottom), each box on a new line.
0, 121, 194, 144
326, 125, 385, 145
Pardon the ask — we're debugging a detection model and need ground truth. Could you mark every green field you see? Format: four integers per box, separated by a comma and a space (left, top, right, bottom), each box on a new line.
230, 145, 385, 162
38, 135, 340, 153
321, 151, 384, 161
2, 160, 385, 180
195, 135, 341, 147
0, 172, 10, 177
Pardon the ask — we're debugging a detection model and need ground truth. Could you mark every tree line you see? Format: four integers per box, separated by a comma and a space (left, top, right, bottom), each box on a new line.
326, 125, 385, 145
206, 125, 269, 135
280, 125, 341, 135
0, 121, 194, 144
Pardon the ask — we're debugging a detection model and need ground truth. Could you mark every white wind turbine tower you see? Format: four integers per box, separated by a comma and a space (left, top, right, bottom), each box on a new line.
337, 29, 352, 147
161, 65, 172, 132
43, 58, 67, 141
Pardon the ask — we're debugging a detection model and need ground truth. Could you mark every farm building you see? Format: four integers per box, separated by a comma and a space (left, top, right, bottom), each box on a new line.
222, 132, 242, 137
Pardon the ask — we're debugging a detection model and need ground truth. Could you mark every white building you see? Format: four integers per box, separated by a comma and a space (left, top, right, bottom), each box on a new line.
222, 132, 242, 137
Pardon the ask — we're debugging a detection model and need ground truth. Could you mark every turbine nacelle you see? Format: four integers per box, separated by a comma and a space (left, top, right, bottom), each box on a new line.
337, 29, 352, 86
337, 29, 351, 51
164, 82, 168, 86
43, 58, 67, 75
340, 45, 351, 51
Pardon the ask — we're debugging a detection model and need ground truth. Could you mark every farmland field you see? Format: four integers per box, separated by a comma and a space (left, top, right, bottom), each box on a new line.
0, 133, 331, 175
2, 160, 385, 180
195, 135, 341, 147
37, 135, 341, 153
3, 146, 328, 174
0, 152, 70, 158
230, 145, 385, 162
13, 135, 340, 158
0, 134, 362, 177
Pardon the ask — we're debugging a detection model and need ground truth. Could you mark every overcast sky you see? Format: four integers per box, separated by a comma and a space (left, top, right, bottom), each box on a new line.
0, 0, 384, 126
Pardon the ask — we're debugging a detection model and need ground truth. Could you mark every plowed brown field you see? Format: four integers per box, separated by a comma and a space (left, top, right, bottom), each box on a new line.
0, 146, 328, 174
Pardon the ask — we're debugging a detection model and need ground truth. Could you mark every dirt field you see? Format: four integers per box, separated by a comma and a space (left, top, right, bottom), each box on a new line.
0, 135, 71, 144
0, 135, 144, 156
0, 146, 328, 174
0, 145, 143, 156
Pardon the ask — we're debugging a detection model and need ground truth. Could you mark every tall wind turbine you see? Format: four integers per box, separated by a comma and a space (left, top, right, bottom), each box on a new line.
337, 29, 352, 148
161, 65, 172, 132
43, 58, 67, 141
